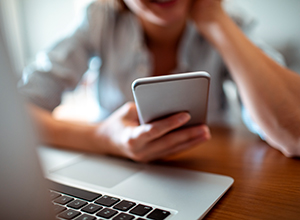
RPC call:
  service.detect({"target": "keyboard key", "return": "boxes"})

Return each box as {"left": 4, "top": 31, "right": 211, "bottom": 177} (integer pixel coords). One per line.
{"left": 113, "top": 200, "right": 136, "bottom": 211}
{"left": 53, "top": 195, "right": 74, "bottom": 205}
{"left": 74, "top": 214, "right": 96, "bottom": 220}
{"left": 49, "top": 181, "right": 101, "bottom": 202}
{"left": 67, "top": 200, "right": 88, "bottom": 209}
{"left": 53, "top": 204, "right": 67, "bottom": 214}
{"left": 112, "top": 213, "right": 135, "bottom": 220}
{"left": 96, "top": 208, "right": 118, "bottom": 219}
{"left": 129, "top": 204, "right": 152, "bottom": 216}
{"left": 95, "top": 195, "right": 120, "bottom": 207}
{"left": 136, "top": 218, "right": 147, "bottom": 220}
{"left": 50, "top": 191, "right": 61, "bottom": 200}
{"left": 147, "top": 209, "right": 170, "bottom": 220}
{"left": 81, "top": 203, "right": 102, "bottom": 214}
{"left": 58, "top": 209, "right": 81, "bottom": 219}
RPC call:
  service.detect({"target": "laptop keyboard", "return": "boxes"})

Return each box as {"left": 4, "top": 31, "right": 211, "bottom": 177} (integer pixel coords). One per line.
{"left": 49, "top": 181, "right": 171, "bottom": 220}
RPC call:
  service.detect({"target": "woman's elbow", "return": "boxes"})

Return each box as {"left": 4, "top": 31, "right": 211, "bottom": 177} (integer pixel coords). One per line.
{"left": 266, "top": 127, "right": 300, "bottom": 157}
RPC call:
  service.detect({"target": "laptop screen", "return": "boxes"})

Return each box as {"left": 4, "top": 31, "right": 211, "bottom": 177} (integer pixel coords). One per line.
{"left": 0, "top": 17, "right": 55, "bottom": 220}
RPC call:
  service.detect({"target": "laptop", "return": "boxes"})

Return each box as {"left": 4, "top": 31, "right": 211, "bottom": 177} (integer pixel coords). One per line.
{"left": 0, "top": 17, "right": 233, "bottom": 220}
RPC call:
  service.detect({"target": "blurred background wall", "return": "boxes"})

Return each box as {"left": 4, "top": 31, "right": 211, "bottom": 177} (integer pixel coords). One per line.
{"left": 1, "top": 0, "right": 299, "bottom": 75}
{"left": 0, "top": 0, "right": 94, "bottom": 74}
{"left": 231, "top": 0, "right": 300, "bottom": 73}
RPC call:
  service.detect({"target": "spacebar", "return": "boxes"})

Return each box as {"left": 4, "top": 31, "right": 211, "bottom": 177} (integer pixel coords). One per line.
{"left": 47, "top": 180, "right": 101, "bottom": 202}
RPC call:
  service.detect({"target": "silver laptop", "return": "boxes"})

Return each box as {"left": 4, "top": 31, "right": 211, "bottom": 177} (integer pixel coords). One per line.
{"left": 0, "top": 18, "right": 233, "bottom": 220}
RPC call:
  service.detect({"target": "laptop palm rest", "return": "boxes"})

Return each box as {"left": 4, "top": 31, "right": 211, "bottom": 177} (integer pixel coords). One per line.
{"left": 49, "top": 155, "right": 144, "bottom": 188}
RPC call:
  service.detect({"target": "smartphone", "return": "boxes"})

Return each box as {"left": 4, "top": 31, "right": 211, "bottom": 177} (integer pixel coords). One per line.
{"left": 131, "top": 71, "right": 210, "bottom": 127}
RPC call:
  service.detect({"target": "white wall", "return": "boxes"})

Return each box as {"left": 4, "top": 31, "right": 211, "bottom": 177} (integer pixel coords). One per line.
{"left": 19, "top": 0, "right": 75, "bottom": 61}
{"left": 19, "top": 0, "right": 95, "bottom": 63}
{"left": 230, "top": 0, "right": 300, "bottom": 73}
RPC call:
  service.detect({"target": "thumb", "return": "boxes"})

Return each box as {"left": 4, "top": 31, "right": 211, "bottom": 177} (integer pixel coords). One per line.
{"left": 121, "top": 102, "right": 139, "bottom": 121}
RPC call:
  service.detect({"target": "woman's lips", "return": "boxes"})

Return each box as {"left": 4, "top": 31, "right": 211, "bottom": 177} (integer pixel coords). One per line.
{"left": 150, "top": 0, "right": 177, "bottom": 8}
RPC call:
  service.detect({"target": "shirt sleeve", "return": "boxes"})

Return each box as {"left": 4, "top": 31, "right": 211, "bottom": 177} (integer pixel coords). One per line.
{"left": 18, "top": 2, "right": 107, "bottom": 111}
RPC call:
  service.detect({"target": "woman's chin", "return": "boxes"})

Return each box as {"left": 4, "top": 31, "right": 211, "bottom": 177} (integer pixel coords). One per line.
{"left": 147, "top": 14, "right": 187, "bottom": 28}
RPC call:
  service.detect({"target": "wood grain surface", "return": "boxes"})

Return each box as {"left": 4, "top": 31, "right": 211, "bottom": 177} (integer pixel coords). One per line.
{"left": 157, "top": 125, "right": 300, "bottom": 220}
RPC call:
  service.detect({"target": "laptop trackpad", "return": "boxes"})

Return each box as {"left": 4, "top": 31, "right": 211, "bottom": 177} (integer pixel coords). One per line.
{"left": 50, "top": 155, "right": 144, "bottom": 188}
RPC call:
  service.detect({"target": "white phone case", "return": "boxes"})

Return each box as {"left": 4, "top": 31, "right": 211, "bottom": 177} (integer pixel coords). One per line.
{"left": 132, "top": 71, "right": 210, "bottom": 127}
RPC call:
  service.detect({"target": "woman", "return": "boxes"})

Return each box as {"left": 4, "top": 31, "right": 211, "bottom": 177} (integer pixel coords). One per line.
{"left": 20, "top": 0, "right": 300, "bottom": 161}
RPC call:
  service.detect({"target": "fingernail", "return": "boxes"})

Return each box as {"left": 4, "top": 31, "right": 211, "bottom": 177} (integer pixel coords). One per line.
{"left": 204, "top": 127, "right": 211, "bottom": 139}
{"left": 206, "top": 131, "right": 212, "bottom": 140}
{"left": 178, "top": 113, "right": 191, "bottom": 123}
{"left": 196, "top": 127, "right": 205, "bottom": 135}
{"left": 196, "top": 126, "right": 210, "bottom": 137}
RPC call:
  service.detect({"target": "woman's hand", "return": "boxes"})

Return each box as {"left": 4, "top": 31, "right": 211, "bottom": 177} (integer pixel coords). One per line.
{"left": 190, "top": 0, "right": 227, "bottom": 40}
{"left": 92, "top": 102, "right": 211, "bottom": 163}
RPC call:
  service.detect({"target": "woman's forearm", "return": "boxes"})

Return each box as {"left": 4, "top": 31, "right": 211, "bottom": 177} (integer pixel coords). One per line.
{"left": 28, "top": 104, "right": 104, "bottom": 154}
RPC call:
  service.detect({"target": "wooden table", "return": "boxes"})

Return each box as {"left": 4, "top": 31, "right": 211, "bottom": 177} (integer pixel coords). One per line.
{"left": 157, "top": 125, "right": 300, "bottom": 220}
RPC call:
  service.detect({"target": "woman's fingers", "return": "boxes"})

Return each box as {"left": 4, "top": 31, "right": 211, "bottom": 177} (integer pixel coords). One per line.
{"left": 103, "top": 103, "right": 210, "bottom": 162}
{"left": 155, "top": 135, "right": 210, "bottom": 161}
{"left": 134, "top": 112, "right": 191, "bottom": 144}
{"left": 132, "top": 125, "right": 211, "bottom": 162}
